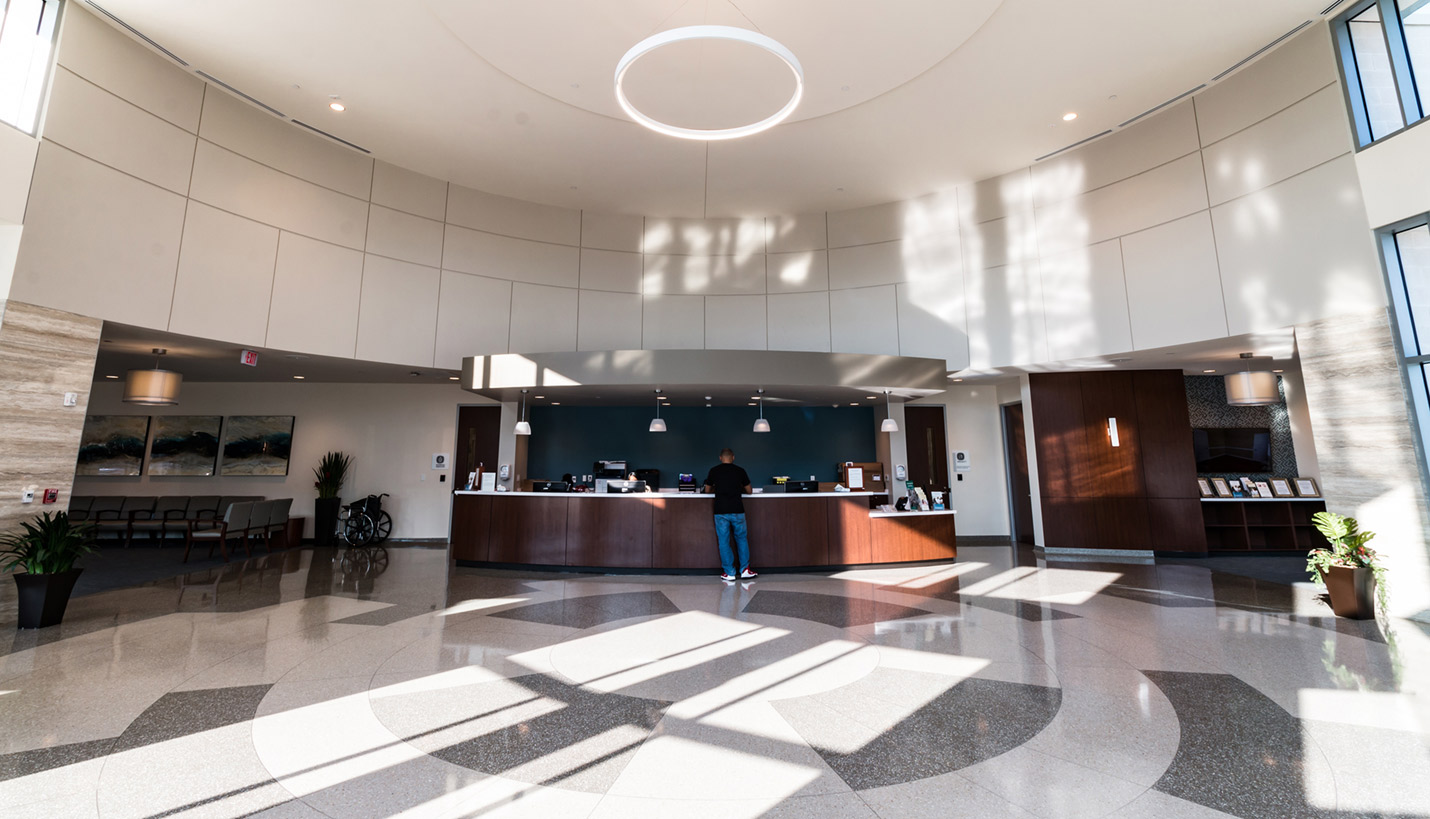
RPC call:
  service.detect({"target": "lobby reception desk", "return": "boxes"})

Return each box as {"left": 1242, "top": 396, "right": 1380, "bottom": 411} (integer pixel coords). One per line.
{"left": 451, "top": 491, "right": 956, "bottom": 571}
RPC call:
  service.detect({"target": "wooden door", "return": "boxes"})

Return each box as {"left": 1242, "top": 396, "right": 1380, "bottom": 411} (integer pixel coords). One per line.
{"left": 455, "top": 406, "right": 502, "bottom": 489}
{"left": 904, "top": 405, "right": 949, "bottom": 492}
{"left": 1002, "top": 403, "right": 1035, "bottom": 544}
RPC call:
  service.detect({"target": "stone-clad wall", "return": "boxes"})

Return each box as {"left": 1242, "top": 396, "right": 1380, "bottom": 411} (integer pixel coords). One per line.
{"left": 0, "top": 300, "right": 101, "bottom": 535}
{"left": 1297, "top": 309, "right": 1430, "bottom": 622}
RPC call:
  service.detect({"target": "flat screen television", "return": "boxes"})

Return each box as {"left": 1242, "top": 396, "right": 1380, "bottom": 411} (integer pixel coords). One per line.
{"left": 1192, "top": 428, "right": 1272, "bottom": 472}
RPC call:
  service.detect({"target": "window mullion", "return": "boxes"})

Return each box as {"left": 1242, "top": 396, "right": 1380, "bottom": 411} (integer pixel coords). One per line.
{"left": 1379, "top": 0, "right": 1425, "bottom": 123}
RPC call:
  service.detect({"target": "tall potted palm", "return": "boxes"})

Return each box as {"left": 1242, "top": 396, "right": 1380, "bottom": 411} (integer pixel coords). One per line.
{"left": 1, "top": 511, "right": 95, "bottom": 629}
{"left": 313, "top": 451, "right": 353, "bottom": 547}
{"left": 1306, "top": 511, "right": 1386, "bottom": 620}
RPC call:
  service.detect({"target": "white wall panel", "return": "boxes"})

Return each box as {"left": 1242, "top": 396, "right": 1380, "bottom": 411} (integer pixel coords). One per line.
{"left": 1033, "top": 102, "right": 1200, "bottom": 206}
{"left": 830, "top": 285, "right": 899, "bottom": 355}
{"left": 579, "top": 248, "right": 641, "bottom": 293}
{"left": 168, "top": 202, "right": 278, "bottom": 346}
{"left": 266, "top": 232, "right": 362, "bottom": 358}
{"left": 355, "top": 256, "right": 439, "bottom": 366}
{"left": 643, "top": 253, "right": 765, "bottom": 295}
{"left": 434, "top": 272, "right": 511, "bottom": 368}
{"left": 1211, "top": 155, "right": 1384, "bottom": 334}
{"left": 1120, "top": 211, "right": 1228, "bottom": 349}
{"left": 1194, "top": 26, "right": 1339, "bottom": 146}
{"left": 897, "top": 277, "right": 969, "bottom": 369}
{"left": 642, "top": 294, "right": 704, "bottom": 349}
{"left": 198, "top": 90, "right": 372, "bottom": 198}
{"left": 828, "top": 190, "right": 959, "bottom": 247}
{"left": 1354, "top": 109, "right": 1430, "bottom": 228}
{"left": 966, "top": 262, "right": 1050, "bottom": 368}
{"left": 365, "top": 205, "right": 443, "bottom": 267}
{"left": 44, "top": 68, "right": 195, "bottom": 194}
{"left": 705, "top": 294, "right": 767, "bottom": 350}
{"left": 189, "top": 142, "right": 368, "bottom": 249}
{"left": 643, "top": 217, "right": 764, "bottom": 256}
{"left": 11, "top": 144, "right": 184, "bottom": 328}
{"left": 959, "top": 169, "right": 1032, "bottom": 226}
{"left": 1035, "top": 152, "right": 1209, "bottom": 256}
{"left": 829, "top": 240, "right": 907, "bottom": 290}
{"left": 442, "top": 224, "right": 580, "bottom": 288}
{"left": 57, "top": 7, "right": 204, "bottom": 132}
{"left": 767, "top": 292, "right": 831, "bottom": 353}
{"left": 577, "top": 290, "right": 642, "bottom": 351}
{"left": 1039, "top": 240, "right": 1133, "bottom": 361}
{"left": 0, "top": 126, "right": 37, "bottom": 225}
{"left": 1202, "top": 85, "right": 1352, "bottom": 206}
{"left": 509, "top": 283, "right": 578, "bottom": 353}
{"left": 767, "top": 250, "right": 829, "bottom": 293}
{"left": 371, "top": 161, "right": 447, "bottom": 220}
{"left": 447, "top": 184, "right": 579, "bottom": 245}
{"left": 581, "top": 211, "right": 643, "bottom": 252}
{"left": 765, "top": 214, "right": 827, "bottom": 253}
{"left": 960, "top": 215, "right": 1037, "bottom": 271}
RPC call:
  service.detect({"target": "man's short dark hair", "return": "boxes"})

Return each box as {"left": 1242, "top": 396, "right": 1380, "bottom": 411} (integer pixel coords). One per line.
{"left": 720, "top": 448, "right": 734, "bottom": 458}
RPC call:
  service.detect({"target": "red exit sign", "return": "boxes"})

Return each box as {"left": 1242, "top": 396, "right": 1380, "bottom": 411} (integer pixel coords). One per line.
{"left": 239, "top": 349, "right": 259, "bottom": 367}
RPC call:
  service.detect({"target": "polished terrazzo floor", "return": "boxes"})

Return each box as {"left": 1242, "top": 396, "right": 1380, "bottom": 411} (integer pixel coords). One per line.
{"left": 2, "top": 544, "right": 1429, "bottom": 818}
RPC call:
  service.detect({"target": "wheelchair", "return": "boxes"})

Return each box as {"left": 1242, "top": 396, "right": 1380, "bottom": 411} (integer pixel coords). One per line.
{"left": 337, "top": 493, "right": 392, "bottom": 547}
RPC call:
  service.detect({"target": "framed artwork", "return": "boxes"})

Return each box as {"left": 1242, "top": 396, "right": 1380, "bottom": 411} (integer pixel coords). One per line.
{"left": 1210, "top": 477, "right": 1233, "bottom": 498}
{"left": 1269, "top": 478, "right": 1296, "bottom": 498}
{"left": 1255, "top": 481, "right": 1273, "bottom": 499}
{"left": 148, "top": 416, "right": 222, "bottom": 476}
{"left": 1294, "top": 477, "right": 1321, "bottom": 498}
{"left": 1197, "top": 478, "right": 1214, "bottom": 498}
{"left": 220, "top": 416, "right": 294, "bottom": 476}
{"left": 76, "top": 416, "right": 151, "bottom": 476}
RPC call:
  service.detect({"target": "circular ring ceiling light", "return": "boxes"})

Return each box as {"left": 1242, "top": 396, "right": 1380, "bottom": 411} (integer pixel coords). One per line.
{"left": 614, "top": 25, "right": 804, "bottom": 141}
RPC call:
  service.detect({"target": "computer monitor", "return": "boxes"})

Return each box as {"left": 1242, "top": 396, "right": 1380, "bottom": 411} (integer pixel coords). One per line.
{"left": 604, "top": 480, "right": 646, "bottom": 494}
{"left": 530, "top": 481, "right": 568, "bottom": 493}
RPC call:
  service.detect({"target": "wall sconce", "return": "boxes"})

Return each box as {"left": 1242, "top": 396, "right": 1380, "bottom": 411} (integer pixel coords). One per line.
{"left": 1107, "top": 417, "right": 1120, "bottom": 447}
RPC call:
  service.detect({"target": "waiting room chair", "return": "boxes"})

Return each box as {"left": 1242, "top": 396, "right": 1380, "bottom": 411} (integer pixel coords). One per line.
{"left": 128, "top": 496, "right": 191, "bottom": 546}
{"left": 184, "top": 501, "right": 253, "bottom": 563}
{"left": 246, "top": 501, "right": 274, "bottom": 553}
{"left": 68, "top": 496, "right": 95, "bottom": 521}
{"left": 95, "top": 497, "right": 156, "bottom": 546}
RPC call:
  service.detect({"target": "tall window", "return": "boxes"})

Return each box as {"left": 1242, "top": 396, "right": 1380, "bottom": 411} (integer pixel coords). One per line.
{"left": 1380, "top": 219, "right": 1430, "bottom": 491}
{"left": 1334, "top": 0, "right": 1430, "bottom": 146}
{"left": 0, "top": 0, "right": 60, "bottom": 134}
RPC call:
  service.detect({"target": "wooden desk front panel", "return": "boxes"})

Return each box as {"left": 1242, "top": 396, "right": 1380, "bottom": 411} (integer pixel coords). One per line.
{"left": 450, "top": 494, "right": 492, "bottom": 562}
{"left": 746, "top": 497, "right": 829, "bottom": 567}
{"left": 651, "top": 497, "right": 721, "bottom": 569}
{"left": 870, "top": 514, "right": 957, "bottom": 562}
{"left": 566, "top": 499, "right": 654, "bottom": 568}
{"left": 827, "top": 496, "right": 872, "bottom": 565}
{"left": 488, "top": 496, "right": 567, "bottom": 565}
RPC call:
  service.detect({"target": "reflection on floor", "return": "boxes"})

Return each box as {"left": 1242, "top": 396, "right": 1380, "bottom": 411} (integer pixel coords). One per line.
{"left": 1, "top": 544, "right": 1427, "bottom": 818}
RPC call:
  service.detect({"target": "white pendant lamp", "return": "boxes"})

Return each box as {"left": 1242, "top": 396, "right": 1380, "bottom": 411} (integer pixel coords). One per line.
{"left": 123, "top": 348, "right": 182, "bottom": 406}
{"left": 880, "top": 390, "right": 899, "bottom": 433}
{"left": 649, "top": 390, "right": 667, "bottom": 433}
{"left": 514, "top": 389, "right": 531, "bottom": 436}
{"left": 753, "top": 389, "right": 771, "bottom": 433}
{"left": 1224, "top": 353, "right": 1280, "bottom": 406}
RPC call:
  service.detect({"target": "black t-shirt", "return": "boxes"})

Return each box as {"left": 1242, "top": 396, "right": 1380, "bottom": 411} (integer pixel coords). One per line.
{"left": 704, "top": 462, "right": 750, "bottom": 515}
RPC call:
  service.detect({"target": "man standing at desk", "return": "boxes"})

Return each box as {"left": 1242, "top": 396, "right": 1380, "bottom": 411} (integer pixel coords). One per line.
{"left": 703, "top": 448, "right": 757, "bottom": 581}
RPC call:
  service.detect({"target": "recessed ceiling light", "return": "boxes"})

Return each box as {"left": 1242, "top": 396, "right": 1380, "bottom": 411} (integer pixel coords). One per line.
{"left": 1110, "top": 357, "right": 1132, "bottom": 363}
{"left": 849, "top": 402, "right": 859, "bottom": 406}
{"left": 866, "top": 395, "right": 877, "bottom": 399}
{"left": 1062, "top": 112, "right": 1077, "bottom": 121}
{"left": 448, "top": 376, "right": 459, "bottom": 381}
{"left": 293, "top": 375, "right": 305, "bottom": 380}
{"left": 748, "top": 402, "right": 757, "bottom": 406}
{"left": 535, "top": 395, "right": 545, "bottom": 399}
{"left": 105, "top": 374, "right": 118, "bottom": 379}
{"left": 1202, "top": 369, "right": 1217, "bottom": 374}
{"left": 329, "top": 101, "right": 345, "bottom": 112}
{"left": 953, "top": 378, "right": 964, "bottom": 382}
{"left": 550, "top": 401, "right": 561, "bottom": 405}
{"left": 1272, "top": 369, "right": 1284, "bottom": 373}
{"left": 704, "top": 395, "right": 712, "bottom": 400}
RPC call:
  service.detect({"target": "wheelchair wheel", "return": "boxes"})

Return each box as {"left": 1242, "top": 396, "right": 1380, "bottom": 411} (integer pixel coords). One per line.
{"left": 373, "top": 511, "right": 393, "bottom": 543}
{"left": 342, "top": 512, "right": 375, "bottom": 546}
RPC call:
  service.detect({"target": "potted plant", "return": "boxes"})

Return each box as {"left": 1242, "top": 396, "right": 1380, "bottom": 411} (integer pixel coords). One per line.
{"left": 1307, "top": 511, "right": 1386, "bottom": 620}
{"left": 1, "top": 511, "right": 95, "bottom": 629}
{"left": 313, "top": 451, "right": 353, "bottom": 547}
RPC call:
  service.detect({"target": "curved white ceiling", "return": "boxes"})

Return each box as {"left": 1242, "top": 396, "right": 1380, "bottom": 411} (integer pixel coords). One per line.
{"left": 85, "top": 0, "right": 1332, "bottom": 217}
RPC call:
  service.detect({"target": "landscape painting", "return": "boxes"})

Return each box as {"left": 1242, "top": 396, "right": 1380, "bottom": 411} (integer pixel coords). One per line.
{"left": 220, "top": 416, "right": 294, "bottom": 476}
{"left": 76, "top": 416, "right": 151, "bottom": 476}
{"left": 148, "top": 416, "right": 222, "bottom": 476}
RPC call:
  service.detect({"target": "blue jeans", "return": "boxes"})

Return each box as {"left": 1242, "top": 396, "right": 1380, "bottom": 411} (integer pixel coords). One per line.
{"left": 713, "top": 513, "right": 750, "bottom": 576}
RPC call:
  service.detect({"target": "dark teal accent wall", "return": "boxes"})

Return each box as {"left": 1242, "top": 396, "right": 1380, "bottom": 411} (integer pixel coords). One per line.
{"left": 526, "top": 406, "right": 876, "bottom": 488}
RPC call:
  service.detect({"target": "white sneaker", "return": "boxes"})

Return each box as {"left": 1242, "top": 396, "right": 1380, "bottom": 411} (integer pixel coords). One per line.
{"left": 739, "top": 568, "right": 758, "bottom": 579}
{"left": 720, "top": 572, "right": 736, "bottom": 582}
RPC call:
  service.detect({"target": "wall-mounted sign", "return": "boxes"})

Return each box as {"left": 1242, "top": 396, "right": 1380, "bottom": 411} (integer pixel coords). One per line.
{"left": 239, "top": 350, "right": 259, "bottom": 367}
{"left": 432, "top": 453, "right": 449, "bottom": 470}
{"left": 953, "top": 450, "right": 971, "bottom": 472}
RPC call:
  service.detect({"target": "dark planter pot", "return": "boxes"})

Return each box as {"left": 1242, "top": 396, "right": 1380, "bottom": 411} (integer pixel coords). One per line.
{"left": 14, "top": 569, "right": 83, "bottom": 629}
{"left": 314, "top": 497, "right": 341, "bottom": 547}
{"left": 1321, "top": 565, "right": 1376, "bottom": 619}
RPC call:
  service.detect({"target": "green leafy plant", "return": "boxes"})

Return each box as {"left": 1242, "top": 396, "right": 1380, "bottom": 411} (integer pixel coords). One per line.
{"left": 1307, "top": 511, "right": 1388, "bottom": 614}
{"left": 313, "top": 451, "right": 353, "bottom": 499}
{"left": 0, "top": 511, "right": 95, "bottom": 575}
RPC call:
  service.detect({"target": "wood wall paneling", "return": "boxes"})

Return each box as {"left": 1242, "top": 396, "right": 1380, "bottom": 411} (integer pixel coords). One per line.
{"left": 869, "top": 514, "right": 957, "bottom": 562}
{"left": 1133, "top": 370, "right": 1200, "bottom": 498}
{"left": 1078, "top": 372, "right": 1146, "bottom": 498}
{"left": 1091, "top": 497, "right": 1152, "bottom": 549}
{"left": 1038, "top": 498, "right": 1097, "bottom": 550}
{"left": 745, "top": 497, "right": 829, "bottom": 567}
{"left": 1147, "top": 498, "right": 1209, "bottom": 552}
{"left": 651, "top": 496, "right": 721, "bottom": 569}
{"left": 566, "top": 498, "right": 654, "bottom": 568}
{"left": 488, "top": 496, "right": 567, "bottom": 564}
{"left": 827, "top": 496, "right": 873, "bottom": 564}
{"left": 450, "top": 494, "right": 492, "bottom": 562}
{"left": 1029, "top": 373, "right": 1090, "bottom": 499}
